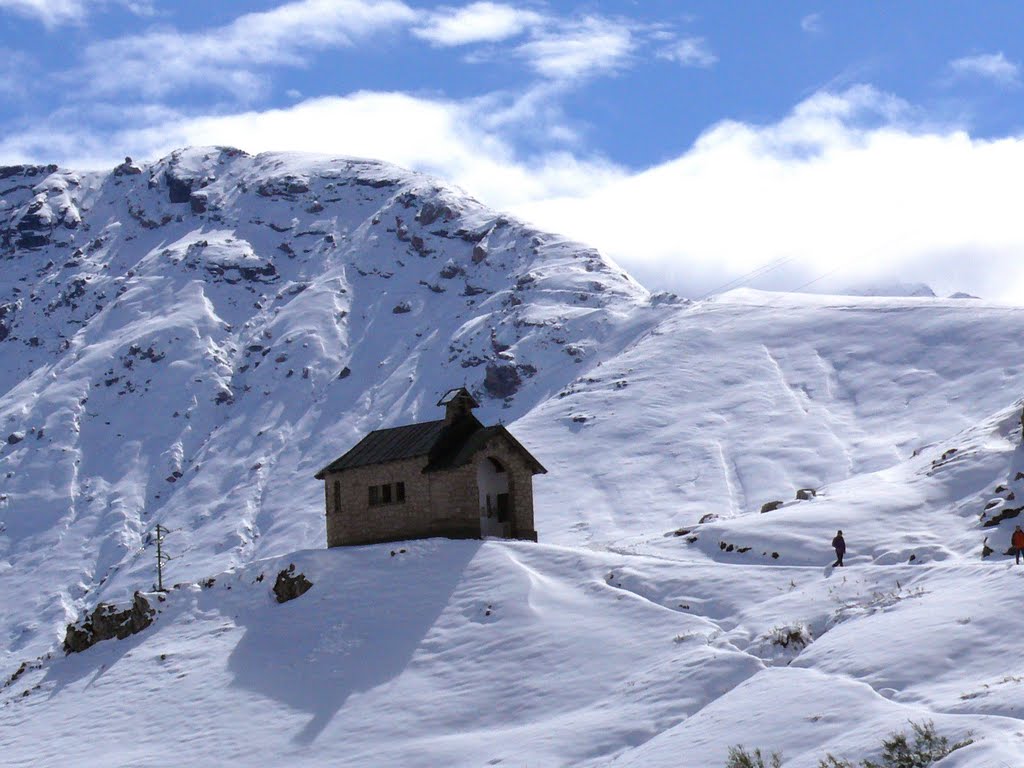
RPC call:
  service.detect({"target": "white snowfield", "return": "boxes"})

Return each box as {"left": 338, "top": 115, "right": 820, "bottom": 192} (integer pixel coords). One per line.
{"left": 2, "top": 149, "right": 1024, "bottom": 766}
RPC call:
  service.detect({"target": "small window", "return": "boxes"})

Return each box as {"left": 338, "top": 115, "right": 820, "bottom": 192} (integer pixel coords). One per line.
{"left": 368, "top": 485, "right": 380, "bottom": 506}
{"left": 396, "top": 481, "right": 406, "bottom": 502}
{"left": 381, "top": 483, "right": 393, "bottom": 504}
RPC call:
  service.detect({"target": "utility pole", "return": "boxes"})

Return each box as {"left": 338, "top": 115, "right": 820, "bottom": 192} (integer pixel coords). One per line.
{"left": 154, "top": 524, "right": 172, "bottom": 592}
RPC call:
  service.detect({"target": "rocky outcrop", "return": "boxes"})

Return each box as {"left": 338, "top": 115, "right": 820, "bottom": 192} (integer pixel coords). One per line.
{"left": 63, "top": 592, "right": 156, "bottom": 654}
{"left": 113, "top": 157, "right": 143, "bottom": 176}
{"left": 483, "top": 362, "right": 521, "bottom": 399}
{"left": 273, "top": 564, "right": 313, "bottom": 603}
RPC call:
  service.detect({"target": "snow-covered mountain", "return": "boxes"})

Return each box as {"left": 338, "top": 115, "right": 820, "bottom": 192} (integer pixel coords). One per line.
{"left": 3, "top": 149, "right": 1024, "bottom": 767}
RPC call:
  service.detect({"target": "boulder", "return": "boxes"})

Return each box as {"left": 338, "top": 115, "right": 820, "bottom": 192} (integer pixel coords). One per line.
{"left": 273, "top": 564, "right": 313, "bottom": 603}
{"left": 795, "top": 488, "right": 816, "bottom": 500}
{"left": 760, "top": 500, "right": 784, "bottom": 513}
{"left": 64, "top": 592, "right": 156, "bottom": 654}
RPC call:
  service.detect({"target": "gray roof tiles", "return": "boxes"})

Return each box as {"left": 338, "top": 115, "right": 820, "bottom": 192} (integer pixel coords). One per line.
{"left": 314, "top": 414, "right": 546, "bottom": 478}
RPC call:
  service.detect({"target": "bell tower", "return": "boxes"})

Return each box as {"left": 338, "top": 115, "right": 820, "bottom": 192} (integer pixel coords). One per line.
{"left": 438, "top": 387, "right": 480, "bottom": 423}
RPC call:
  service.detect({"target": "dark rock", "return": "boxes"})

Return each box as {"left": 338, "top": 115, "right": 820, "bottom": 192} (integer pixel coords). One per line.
{"left": 515, "top": 273, "right": 536, "bottom": 289}
{"left": 338, "top": 366, "right": 351, "bottom": 379}
{"left": 795, "top": 488, "right": 816, "bottom": 500}
{"left": 273, "top": 564, "right": 313, "bottom": 603}
{"left": 392, "top": 301, "right": 412, "bottom": 314}
{"left": 416, "top": 202, "right": 452, "bottom": 226}
{"left": 352, "top": 176, "right": 396, "bottom": 188}
{"left": 983, "top": 506, "right": 1024, "bottom": 527}
{"left": 410, "top": 235, "right": 431, "bottom": 256}
{"left": 189, "top": 193, "right": 207, "bottom": 214}
{"left": 166, "top": 172, "right": 193, "bottom": 204}
{"left": 483, "top": 362, "right": 521, "bottom": 399}
{"left": 472, "top": 244, "right": 488, "bottom": 264}
{"left": 63, "top": 592, "right": 156, "bottom": 654}
{"left": 0, "top": 164, "right": 57, "bottom": 180}
{"left": 0, "top": 302, "right": 16, "bottom": 342}
{"left": 113, "top": 157, "right": 143, "bottom": 176}
{"left": 439, "top": 261, "right": 464, "bottom": 279}
{"left": 17, "top": 232, "right": 49, "bottom": 249}
{"left": 760, "top": 501, "right": 784, "bottom": 513}
{"left": 698, "top": 513, "right": 718, "bottom": 524}
{"left": 257, "top": 176, "right": 309, "bottom": 198}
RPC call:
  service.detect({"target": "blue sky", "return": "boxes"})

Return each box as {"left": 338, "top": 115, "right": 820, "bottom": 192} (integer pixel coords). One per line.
{"left": 3, "top": 0, "right": 1024, "bottom": 299}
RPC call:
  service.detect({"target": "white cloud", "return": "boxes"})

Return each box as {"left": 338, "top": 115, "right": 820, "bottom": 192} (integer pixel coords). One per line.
{"left": 5, "top": 84, "right": 1024, "bottom": 302}
{"left": 78, "top": 0, "right": 416, "bottom": 98}
{"left": 0, "top": 0, "right": 87, "bottom": 26}
{"left": 516, "top": 16, "right": 635, "bottom": 81}
{"left": 514, "top": 86, "right": 1024, "bottom": 300}
{"left": 800, "top": 13, "right": 823, "bottom": 34}
{"left": 0, "top": 0, "right": 151, "bottom": 27}
{"left": 949, "top": 52, "right": 1019, "bottom": 86}
{"left": 413, "top": 2, "right": 543, "bottom": 46}
{"left": 0, "top": 50, "right": 33, "bottom": 98}
{"left": 656, "top": 37, "right": 716, "bottom": 68}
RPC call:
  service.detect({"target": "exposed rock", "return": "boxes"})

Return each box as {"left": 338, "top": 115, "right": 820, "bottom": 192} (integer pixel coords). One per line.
{"left": 472, "top": 244, "right": 488, "bottom": 264}
{"left": 483, "top": 362, "right": 521, "bottom": 399}
{"left": 0, "top": 164, "right": 57, "bottom": 180}
{"left": 113, "top": 157, "right": 143, "bottom": 176}
{"left": 63, "top": 592, "right": 156, "bottom": 654}
{"left": 273, "top": 564, "right": 313, "bottom": 603}
{"left": 439, "top": 261, "right": 464, "bottom": 279}
{"left": 0, "top": 302, "right": 17, "bottom": 342}
{"left": 983, "top": 506, "right": 1023, "bottom": 528}
{"left": 256, "top": 176, "right": 310, "bottom": 198}
{"left": 6, "top": 432, "right": 24, "bottom": 445}
{"left": 795, "top": 488, "right": 816, "bottom": 500}
{"left": 411, "top": 235, "right": 431, "bottom": 256}
{"left": 392, "top": 301, "right": 412, "bottom": 314}
{"left": 416, "top": 201, "right": 452, "bottom": 226}
{"left": 761, "top": 500, "right": 784, "bottom": 513}
{"left": 166, "top": 171, "right": 193, "bottom": 204}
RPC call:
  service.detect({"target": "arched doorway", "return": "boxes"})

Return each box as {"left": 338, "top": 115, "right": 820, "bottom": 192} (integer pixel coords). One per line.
{"left": 477, "top": 456, "right": 512, "bottom": 538}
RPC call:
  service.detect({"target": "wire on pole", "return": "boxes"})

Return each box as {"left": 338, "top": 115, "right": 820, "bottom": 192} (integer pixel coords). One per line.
{"left": 154, "top": 524, "right": 173, "bottom": 592}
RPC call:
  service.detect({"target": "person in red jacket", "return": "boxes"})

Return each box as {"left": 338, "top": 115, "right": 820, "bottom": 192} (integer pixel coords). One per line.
{"left": 1012, "top": 526, "right": 1024, "bottom": 564}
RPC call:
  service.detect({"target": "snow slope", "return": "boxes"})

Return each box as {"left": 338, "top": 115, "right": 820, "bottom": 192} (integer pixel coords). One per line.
{"left": 3, "top": 150, "right": 1024, "bottom": 767}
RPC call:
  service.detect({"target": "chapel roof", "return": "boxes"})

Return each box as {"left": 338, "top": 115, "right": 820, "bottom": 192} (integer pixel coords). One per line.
{"left": 314, "top": 405, "right": 545, "bottom": 478}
